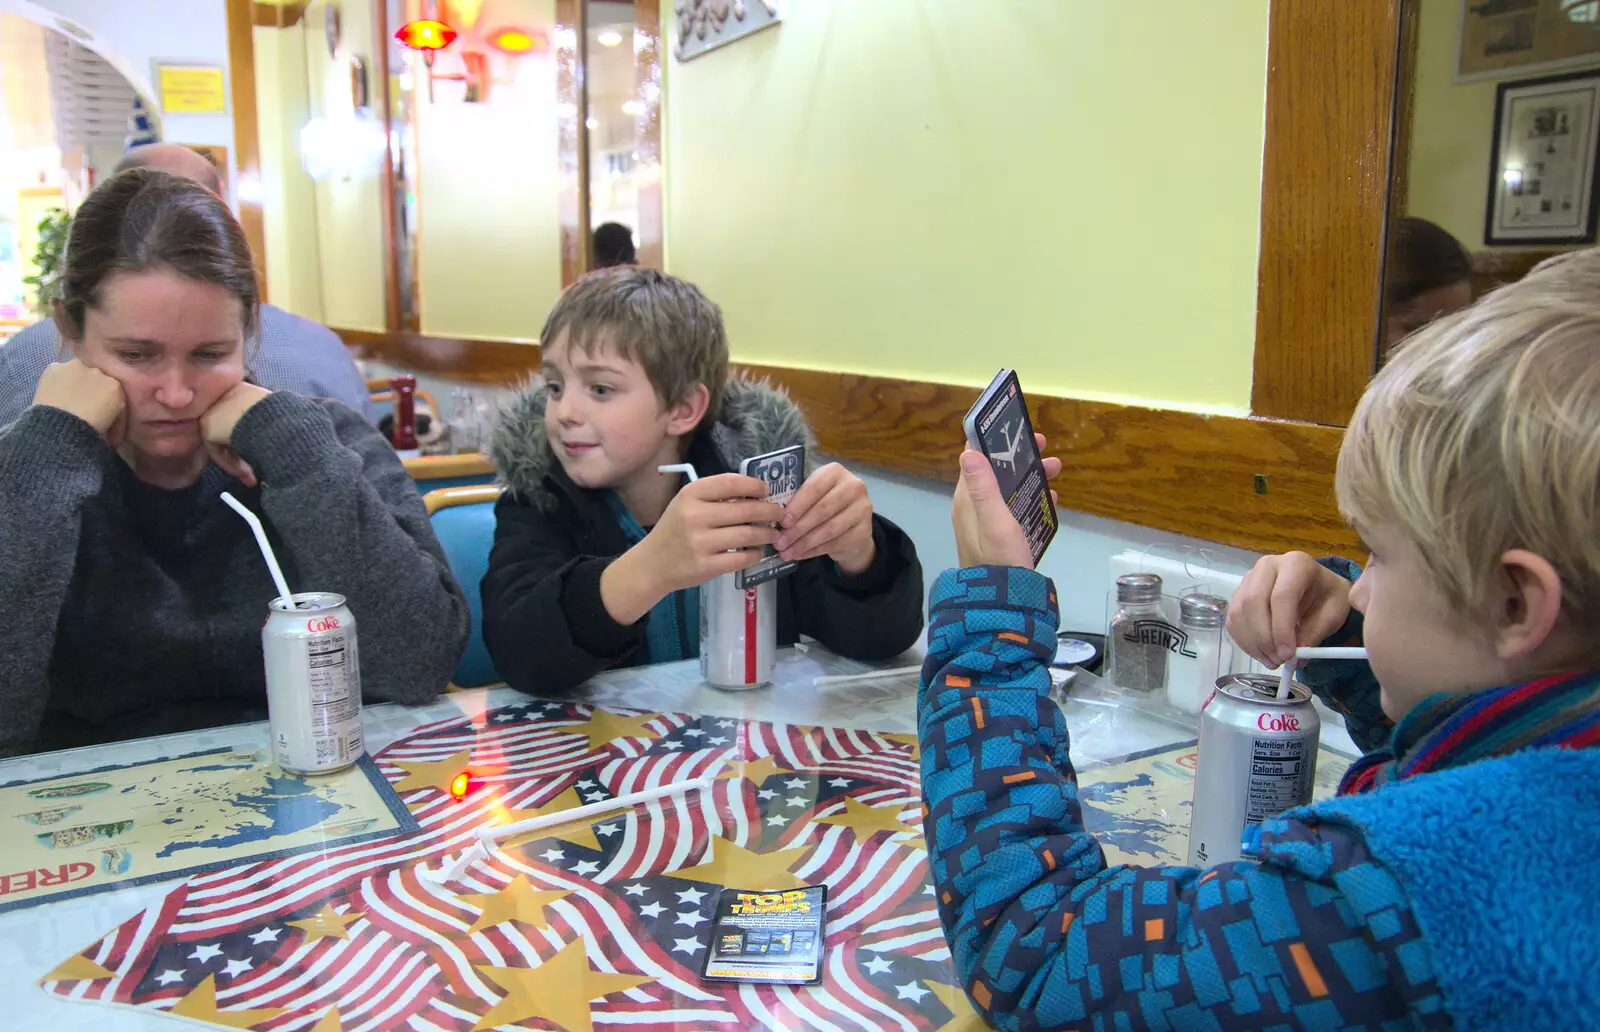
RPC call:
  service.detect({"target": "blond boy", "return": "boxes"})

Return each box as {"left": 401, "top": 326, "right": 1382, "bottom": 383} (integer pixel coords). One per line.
{"left": 920, "top": 249, "right": 1600, "bottom": 1029}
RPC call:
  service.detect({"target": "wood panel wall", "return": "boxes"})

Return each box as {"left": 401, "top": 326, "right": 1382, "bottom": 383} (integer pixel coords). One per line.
{"left": 225, "top": 0, "right": 270, "bottom": 295}
{"left": 346, "top": 330, "right": 1360, "bottom": 557}
{"left": 1250, "top": 0, "right": 1408, "bottom": 427}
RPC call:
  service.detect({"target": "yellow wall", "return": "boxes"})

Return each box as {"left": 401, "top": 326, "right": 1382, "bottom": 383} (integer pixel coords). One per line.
{"left": 414, "top": 0, "right": 562, "bottom": 341}
{"left": 253, "top": 20, "right": 326, "bottom": 319}
{"left": 1407, "top": 0, "right": 1600, "bottom": 248}
{"left": 662, "top": 1, "right": 1271, "bottom": 415}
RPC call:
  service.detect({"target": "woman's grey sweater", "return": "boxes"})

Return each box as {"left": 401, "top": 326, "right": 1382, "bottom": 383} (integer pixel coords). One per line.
{"left": 0, "top": 392, "right": 469, "bottom": 755}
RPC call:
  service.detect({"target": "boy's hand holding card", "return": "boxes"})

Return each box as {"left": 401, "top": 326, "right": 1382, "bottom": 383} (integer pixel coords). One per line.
{"left": 775, "top": 462, "right": 876, "bottom": 576}
{"left": 962, "top": 368, "right": 1058, "bottom": 566}
{"left": 736, "top": 446, "right": 877, "bottom": 587}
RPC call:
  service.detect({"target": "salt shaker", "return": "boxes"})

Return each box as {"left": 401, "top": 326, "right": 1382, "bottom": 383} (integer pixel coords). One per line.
{"left": 449, "top": 388, "right": 481, "bottom": 454}
{"left": 1108, "top": 573, "right": 1166, "bottom": 692}
{"left": 1167, "top": 593, "right": 1228, "bottom": 714}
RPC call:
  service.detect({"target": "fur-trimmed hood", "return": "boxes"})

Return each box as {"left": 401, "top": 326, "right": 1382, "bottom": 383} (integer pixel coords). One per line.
{"left": 488, "top": 376, "right": 817, "bottom": 510}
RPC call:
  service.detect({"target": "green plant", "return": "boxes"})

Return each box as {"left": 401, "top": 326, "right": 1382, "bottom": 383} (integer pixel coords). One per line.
{"left": 23, "top": 207, "right": 71, "bottom": 316}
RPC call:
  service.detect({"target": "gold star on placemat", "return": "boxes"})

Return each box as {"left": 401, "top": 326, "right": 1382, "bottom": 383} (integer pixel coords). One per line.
{"left": 472, "top": 941, "right": 652, "bottom": 1032}
{"left": 389, "top": 749, "right": 475, "bottom": 794}
{"left": 457, "top": 875, "right": 571, "bottom": 935}
{"left": 552, "top": 709, "right": 662, "bottom": 752}
{"left": 812, "top": 796, "right": 919, "bottom": 838}
{"left": 499, "top": 787, "right": 600, "bottom": 852}
{"left": 928, "top": 979, "right": 989, "bottom": 1032}
{"left": 37, "top": 954, "right": 114, "bottom": 984}
{"left": 309, "top": 1007, "right": 343, "bottom": 1032}
{"left": 665, "top": 838, "right": 810, "bottom": 891}
{"left": 169, "top": 974, "right": 286, "bottom": 1028}
{"left": 881, "top": 732, "right": 921, "bottom": 761}
{"left": 286, "top": 903, "right": 365, "bottom": 943}
{"left": 714, "top": 754, "right": 791, "bottom": 786}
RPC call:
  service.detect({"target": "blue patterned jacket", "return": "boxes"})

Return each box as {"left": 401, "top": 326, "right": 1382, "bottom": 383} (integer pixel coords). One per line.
{"left": 917, "top": 566, "right": 1600, "bottom": 1031}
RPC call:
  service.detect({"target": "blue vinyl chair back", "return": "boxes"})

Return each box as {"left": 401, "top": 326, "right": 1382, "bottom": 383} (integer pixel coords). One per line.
{"left": 424, "top": 485, "right": 503, "bottom": 688}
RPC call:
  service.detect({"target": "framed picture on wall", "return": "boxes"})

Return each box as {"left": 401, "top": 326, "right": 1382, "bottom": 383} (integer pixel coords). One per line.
{"left": 1485, "top": 70, "right": 1600, "bottom": 244}
{"left": 1456, "top": 0, "right": 1600, "bottom": 82}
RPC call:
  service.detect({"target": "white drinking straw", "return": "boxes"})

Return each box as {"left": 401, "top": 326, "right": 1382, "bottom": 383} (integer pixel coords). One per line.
{"left": 220, "top": 491, "right": 295, "bottom": 607}
{"left": 658, "top": 463, "right": 700, "bottom": 482}
{"left": 1276, "top": 646, "right": 1369, "bottom": 699}
{"left": 484, "top": 777, "right": 714, "bottom": 845}
{"left": 813, "top": 665, "right": 922, "bottom": 688}
{"left": 433, "top": 841, "right": 489, "bottom": 884}
{"left": 430, "top": 777, "right": 715, "bottom": 884}
{"left": 1295, "top": 647, "right": 1369, "bottom": 660}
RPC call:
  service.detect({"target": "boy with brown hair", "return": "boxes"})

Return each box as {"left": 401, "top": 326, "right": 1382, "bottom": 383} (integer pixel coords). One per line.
{"left": 483, "top": 267, "right": 924, "bottom": 695}
{"left": 920, "top": 249, "right": 1600, "bottom": 1029}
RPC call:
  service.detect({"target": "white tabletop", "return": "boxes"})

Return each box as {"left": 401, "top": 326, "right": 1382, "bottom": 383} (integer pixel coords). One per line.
{"left": 0, "top": 645, "right": 1250, "bottom": 1031}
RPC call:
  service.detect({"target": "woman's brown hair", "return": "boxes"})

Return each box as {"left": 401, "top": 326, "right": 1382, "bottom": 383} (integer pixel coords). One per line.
{"left": 56, "top": 167, "right": 259, "bottom": 342}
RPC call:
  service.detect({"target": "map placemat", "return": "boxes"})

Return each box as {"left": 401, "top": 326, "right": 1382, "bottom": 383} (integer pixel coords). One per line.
{"left": 1081, "top": 739, "right": 1358, "bottom": 866}
{"left": 1, "top": 748, "right": 415, "bottom": 913}
{"left": 38, "top": 704, "right": 1358, "bottom": 1031}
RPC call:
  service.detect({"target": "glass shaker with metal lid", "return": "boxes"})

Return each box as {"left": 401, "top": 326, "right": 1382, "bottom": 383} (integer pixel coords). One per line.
{"left": 1108, "top": 573, "right": 1167, "bottom": 692}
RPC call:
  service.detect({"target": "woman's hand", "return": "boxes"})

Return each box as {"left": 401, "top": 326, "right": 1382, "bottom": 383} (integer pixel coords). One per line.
{"left": 200, "top": 382, "right": 272, "bottom": 486}
{"left": 952, "top": 433, "right": 1061, "bottom": 570}
{"left": 32, "top": 360, "right": 127, "bottom": 445}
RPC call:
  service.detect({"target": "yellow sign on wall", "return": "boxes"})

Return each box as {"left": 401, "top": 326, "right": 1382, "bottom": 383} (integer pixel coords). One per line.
{"left": 157, "top": 64, "right": 227, "bottom": 115}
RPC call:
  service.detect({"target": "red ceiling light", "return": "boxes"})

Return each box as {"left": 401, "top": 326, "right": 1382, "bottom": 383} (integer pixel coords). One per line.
{"left": 488, "top": 27, "right": 544, "bottom": 54}
{"left": 394, "top": 19, "right": 458, "bottom": 51}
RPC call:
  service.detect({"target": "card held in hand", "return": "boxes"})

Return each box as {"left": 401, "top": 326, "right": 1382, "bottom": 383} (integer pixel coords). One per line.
{"left": 737, "top": 443, "right": 805, "bottom": 589}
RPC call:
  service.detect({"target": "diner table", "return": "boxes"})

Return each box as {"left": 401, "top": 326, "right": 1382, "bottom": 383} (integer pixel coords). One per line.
{"left": 0, "top": 644, "right": 1356, "bottom": 1031}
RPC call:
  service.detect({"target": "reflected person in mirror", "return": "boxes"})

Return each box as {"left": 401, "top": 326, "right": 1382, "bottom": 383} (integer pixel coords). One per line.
{"left": 1384, "top": 216, "right": 1473, "bottom": 352}
{"left": 593, "top": 222, "right": 638, "bottom": 268}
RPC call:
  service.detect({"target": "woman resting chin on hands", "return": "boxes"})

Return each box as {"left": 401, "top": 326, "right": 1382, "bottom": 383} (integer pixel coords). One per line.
{"left": 0, "top": 168, "right": 468, "bottom": 757}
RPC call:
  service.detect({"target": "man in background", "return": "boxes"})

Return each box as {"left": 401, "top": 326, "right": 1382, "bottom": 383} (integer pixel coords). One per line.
{"left": 593, "top": 222, "right": 637, "bottom": 268}
{"left": 0, "top": 144, "right": 377, "bottom": 426}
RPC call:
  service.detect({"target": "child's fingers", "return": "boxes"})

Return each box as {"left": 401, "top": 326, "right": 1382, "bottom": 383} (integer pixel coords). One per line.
{"left": 1302, "top": 592, "right": 1352, "bottom": 648}
{"left": 776, "top": 483, "right": 854, "bottom": 550}
{"left": 699, "top": 499, "right": 785, "bottom": 529}
{"left": 780, "top": 499, "right": 869, "bottom": 561}
{"left": 707, "top": 547, "right": 767, "bottom": 580}
{"left": 779, "top": 466, "right": 838, "bottom": 528}
{"left": 1042, "top": 456, "right": 1062, "bottom": 478}
{"left": 689, "top": 473, "right": 770, "bottom": 501}
{"left": 1227, "top": 562, "right": 1280, "bottom": 665}
{"left": 703, "top": 524, "right": 780, "bottom": 554}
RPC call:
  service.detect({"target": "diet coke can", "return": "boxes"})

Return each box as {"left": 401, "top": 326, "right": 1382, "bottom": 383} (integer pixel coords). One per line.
{"left": 1186, "top": 673, "right": 1319, "bottom": 867}
{"left": 263, "top": 592, "right": 365, "bottom": 775}
{"left": 700, "top": 572, "right": 776, "bottom": 690}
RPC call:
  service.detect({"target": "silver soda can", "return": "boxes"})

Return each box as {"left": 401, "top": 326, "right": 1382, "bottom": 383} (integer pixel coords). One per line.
{"left": 700, "top": 572, "right": 776, "bottom": 690}
{"left": 1186, "top": 673, "right": 1319, "bottom": 867}
{"left": 263, "top": 592, "right": 365, "bottom": 774}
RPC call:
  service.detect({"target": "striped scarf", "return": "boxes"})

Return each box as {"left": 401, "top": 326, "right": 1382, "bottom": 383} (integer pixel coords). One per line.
{"left": 1339, "top": 669, "right": 1600, "bottom": 795}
